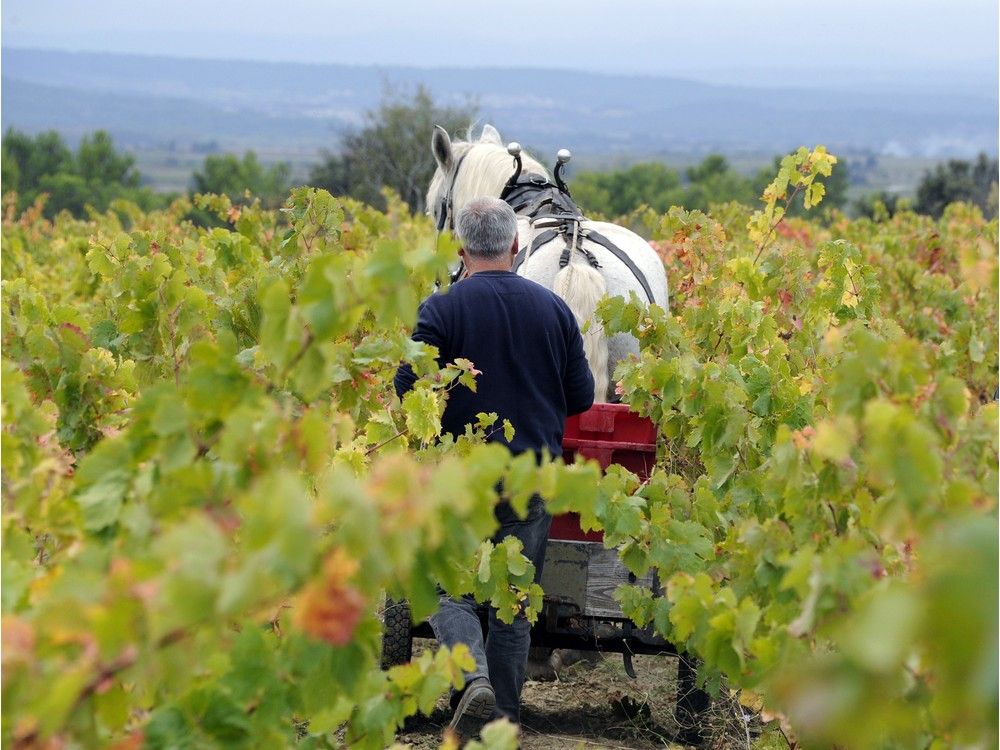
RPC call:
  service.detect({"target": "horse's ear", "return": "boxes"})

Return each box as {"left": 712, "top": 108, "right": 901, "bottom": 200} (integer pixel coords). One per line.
{"left": 432, "top": 125, "right": 454, "bottom": 171}
{"left": 480, "top": 124, "right": 503, "bottom": 145}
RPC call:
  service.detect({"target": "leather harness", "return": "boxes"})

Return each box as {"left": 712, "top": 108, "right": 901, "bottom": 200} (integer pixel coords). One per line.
{"left": 437, "top": 160, "right": 655, "bottom": 305}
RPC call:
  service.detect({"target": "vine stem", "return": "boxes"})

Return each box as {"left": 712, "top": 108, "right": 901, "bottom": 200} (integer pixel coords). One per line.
{"left": 156, "top": 288, "right": 182, "bottom": 386}
{"left": 365, "top": 430, "right": 407, "bottom": 455}
{"left": 267, "top": 327, "right": 316, "bottom": 394}
{"left": 752, "top": 183, "right": 805, "bottom": 267}
{"left": 778, "top": 725, "right": 798, "bottom": 749}
{"left": 826, "top": 501, "right": 842, "bottom": 535}
{"left": 59, "top": 626, "right": 196, "bottom": 740}
{"left": 285, "top": 328, "right": 315, "bottom": 375}
{"left": 710, "top": 329, "right": 726, "bottom": 356}
{"left": 845, "top": 264, "right": 862, "bottom": 299}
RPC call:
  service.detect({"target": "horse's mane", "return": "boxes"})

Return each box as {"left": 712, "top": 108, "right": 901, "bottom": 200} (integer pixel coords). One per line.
{"left": 426, "top": 131, "right": 550, "bottom": 216}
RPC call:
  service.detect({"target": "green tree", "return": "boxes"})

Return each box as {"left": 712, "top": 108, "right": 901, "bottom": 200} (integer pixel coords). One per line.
{"left": 853, "top": 190, "right": 903, "bottom": 221}
{"left": 2, "top": 129, "right": 73, "bottom": 204}
{"left": 682, "top": 154, "right": 756, "bottom": 210}
{"left": 308, "top": 150, "right": 354, "bottom": 197}
{"left": 191, "top": 151, "right": 291, "bottom": 208}
{"left": 0, "top": 148, "right": 19, "bottom": 197}
{"left": 76, "top": 130, "right": 141, "bottom": 189}
{"left": 1, "top": 129, "right": 161, "bottom": 217}
{"left": 309, "top": 86, "right": 477, "bottom": 212}
{"left": 573, "top": 162, "right": 684, "bottom": 216}
{"left": 573, "top": 155, "right": 758, "bottom": 217}
{"left": 914, "top": 153, "right": 998, "bottom": 218}
{"left": 35, "top": 173, "right": 91, "bottom": 217}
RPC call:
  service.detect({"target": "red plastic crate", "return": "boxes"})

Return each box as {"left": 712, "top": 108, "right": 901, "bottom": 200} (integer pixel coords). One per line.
{"left": 552, "top": 404, "right": 657, "bottom": 542}
{"left": 564, "top": 404, "right": 658, "bottom": 448}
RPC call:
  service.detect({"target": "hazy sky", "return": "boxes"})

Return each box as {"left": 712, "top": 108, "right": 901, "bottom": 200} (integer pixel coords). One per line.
{"left": 3, "top": 0, "right": 997, "bottom": 81}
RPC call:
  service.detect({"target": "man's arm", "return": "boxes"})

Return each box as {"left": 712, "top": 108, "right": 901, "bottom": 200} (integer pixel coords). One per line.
{"left": 393, "top": 297, "right": 448, "bottom": 399}
{"left": 563, "top": 315, "right": 596, "bottom": 416}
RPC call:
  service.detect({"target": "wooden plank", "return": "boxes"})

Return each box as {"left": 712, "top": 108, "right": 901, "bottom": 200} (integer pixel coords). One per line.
{"left": 584, "top": 547, "right": 654, "bottom": 618}
{"left": 540, "top": 541, "right": 589, "bottom": 610}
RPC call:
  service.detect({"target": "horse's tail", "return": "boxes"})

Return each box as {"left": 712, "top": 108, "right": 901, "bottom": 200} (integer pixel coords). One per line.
{"left": 553, "top": 255, "right": 609, "bottom": 403}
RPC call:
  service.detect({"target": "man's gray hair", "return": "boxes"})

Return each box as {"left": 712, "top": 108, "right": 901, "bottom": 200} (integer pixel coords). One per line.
{"left": 455, "top": 197, "right": 518, "bottom": 260}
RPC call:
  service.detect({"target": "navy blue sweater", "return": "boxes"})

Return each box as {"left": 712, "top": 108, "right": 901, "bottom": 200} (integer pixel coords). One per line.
{"left": 394, "top": 271, "right": 595, "bottom": 458}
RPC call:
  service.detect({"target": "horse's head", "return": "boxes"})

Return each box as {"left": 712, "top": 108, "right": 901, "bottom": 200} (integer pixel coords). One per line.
{"left": 426, "top": 124, "right": 549, "bottom": 231}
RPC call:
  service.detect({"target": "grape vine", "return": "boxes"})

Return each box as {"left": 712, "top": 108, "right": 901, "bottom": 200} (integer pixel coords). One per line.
{"left": 2, "top": 150, "right": 996, "bottom": 749}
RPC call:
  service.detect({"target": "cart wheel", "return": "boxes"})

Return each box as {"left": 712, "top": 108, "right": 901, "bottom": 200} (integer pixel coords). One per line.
{"left": 674, "top": 653, "right": 711, "bottom": 747}
{"left": 380, "top": 598, "right": 413, "bottom": 669}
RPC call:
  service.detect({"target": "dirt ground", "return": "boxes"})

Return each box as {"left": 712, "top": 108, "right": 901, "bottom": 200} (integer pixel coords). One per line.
{"left": 394, "top": 640, "right": 714, "bottom": 750}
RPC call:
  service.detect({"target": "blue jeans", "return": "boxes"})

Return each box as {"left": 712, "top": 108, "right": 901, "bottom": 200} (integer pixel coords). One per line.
{"left": 429, "top": 494, "right": 552, "bottom": 723}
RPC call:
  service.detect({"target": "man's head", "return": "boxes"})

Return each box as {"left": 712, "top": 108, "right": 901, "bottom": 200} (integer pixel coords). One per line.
{"left": 455, "top": 197, "right": 519, "bottom": 272}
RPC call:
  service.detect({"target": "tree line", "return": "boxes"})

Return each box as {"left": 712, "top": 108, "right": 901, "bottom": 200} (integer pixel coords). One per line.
{"left": 2, "top": 88, "right": 996, "bottom": 223}
{"left": 1, "top": 130, "right": 162, "bottom": 216}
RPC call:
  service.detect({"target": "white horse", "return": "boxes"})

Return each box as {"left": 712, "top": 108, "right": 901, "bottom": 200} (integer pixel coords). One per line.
{"left": 427, "top": 124, "right": 669, "bottom": 402}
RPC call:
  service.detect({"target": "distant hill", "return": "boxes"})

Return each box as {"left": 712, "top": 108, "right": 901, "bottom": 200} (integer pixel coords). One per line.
{"left": 0, "top": 76, "right": 338, "bottom": 151}
{"left": 2, "top": 47, "right": 996, "bottom": 191}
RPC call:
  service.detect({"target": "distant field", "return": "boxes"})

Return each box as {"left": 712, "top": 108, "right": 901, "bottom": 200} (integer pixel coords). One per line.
{"left": 856, "top": 154, "right": 945, "bottom": 194}
{"left": 135, "top": 147, "right": 319, "bottom": 194}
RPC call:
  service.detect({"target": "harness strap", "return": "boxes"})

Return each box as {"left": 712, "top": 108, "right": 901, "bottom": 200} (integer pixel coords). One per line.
{"left": 511, "top": 229, "right": 559, "bottom": 274}
{"left": 513, "top": 224, "right": 606, "bottom": 274}
{"left": 522, "top": 193, "right": 560, "bottom": 218}
{"left": 584, "top": 230, "right": 655, "bottom": 304}
{"left": 439, "top": 151, "right": 471, "bottom": 231}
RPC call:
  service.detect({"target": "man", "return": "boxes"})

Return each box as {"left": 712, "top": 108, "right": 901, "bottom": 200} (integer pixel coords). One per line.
{"left": 394, "top": 197, "right": 595, "bottom": 737}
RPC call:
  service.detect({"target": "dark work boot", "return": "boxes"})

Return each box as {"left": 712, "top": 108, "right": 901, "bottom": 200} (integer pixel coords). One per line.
{"left": 448, "top": 677, "right": 496, "bottom": 740}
